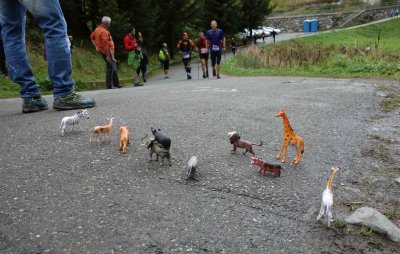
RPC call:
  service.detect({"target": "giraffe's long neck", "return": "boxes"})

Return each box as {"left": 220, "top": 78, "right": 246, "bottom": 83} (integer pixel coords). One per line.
{"left": 327, "top": 169, "right": 339, "bottom": 191}
{"left": 282, "top": 115, "right": 295, "bottom": 135}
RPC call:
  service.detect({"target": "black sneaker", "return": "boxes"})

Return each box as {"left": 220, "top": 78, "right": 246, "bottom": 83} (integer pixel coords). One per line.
{"left": 53, "top": 92, "right": 95, "bottom": 110}
{"left": 22, "top": 96, "right": 49, "bottom": 113}
{"left": 202, "top": 73, "right": 206, "bottom": 79}
{"left": 134, "top": 83, "right": 144, "bottom": 87}
{"left": 187, "top": 74, "right": 192, "bottom": 79}
{"left": 212, "top": 69, "right": 216, "bottom": 77}
{"left": 217, "top": 74, "right": 221, "bottom": 79}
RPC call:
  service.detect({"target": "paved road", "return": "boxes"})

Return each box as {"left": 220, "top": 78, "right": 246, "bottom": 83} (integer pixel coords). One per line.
{"left": 0, "top": 59, "right": 381, "bottom": 253}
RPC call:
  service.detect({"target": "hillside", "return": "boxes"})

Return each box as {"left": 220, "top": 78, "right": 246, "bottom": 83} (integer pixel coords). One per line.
{"left": 223, "top": 18, "right": 400, "bottom": 80}
{"left": 0, "top": 40, "right": 161, "bottom": 98}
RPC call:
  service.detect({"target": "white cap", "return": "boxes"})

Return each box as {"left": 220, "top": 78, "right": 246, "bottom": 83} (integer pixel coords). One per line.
{"left": 102, "top": 16, "right": 111, "bottom": 24}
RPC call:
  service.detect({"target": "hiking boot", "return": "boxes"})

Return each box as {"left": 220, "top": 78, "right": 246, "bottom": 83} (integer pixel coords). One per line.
{"left": 187, "top": 74, "right": 192, "bottom": 79}
{"left": 53, "top": 92, "right": 95, "bottom": 110}
{"left": 114, "top": 85, "right": 122, "bottom": 88}
{"left": 212, "top": 69, "right": 216, "bottom": 77}
{"left": 134, "top": 83, "right": 144, "bottom": 87}
{"left": 202, "top": 72, "right": 206, "bottom": 79}
{"left": 22, "top": 96, "right": 49, "bottom": 113}
{"left": 217, "top": 74, "right": 221, "bottom": 79}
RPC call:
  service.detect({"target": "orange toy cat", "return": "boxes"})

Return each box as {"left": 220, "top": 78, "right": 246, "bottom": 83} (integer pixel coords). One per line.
{"left": 118, "top": 126, "right": 130, "bottom": 153}
{"left": 276, "top": 109, "right": 304, "bottom": 165}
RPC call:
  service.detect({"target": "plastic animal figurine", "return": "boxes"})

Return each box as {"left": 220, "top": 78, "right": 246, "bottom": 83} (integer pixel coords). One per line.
{"left": 276, "top": 108, "right": 304, "bottom": 164}
{"left": 59, "top": 109, "right": 89, "bottom": 135}
{"left": 317, "top": 166, "right": 340, "bottom": 227}
{"left": 184, "top": 156, "right": 198, "bottom": 180}
{"left": 141, "top": 134, "right": 172, "bottom": 166}
{"left": 228, "top": 131, "right": 262, "bottom": 156}
{"left": 89, "top": 117, "right": 114, "bottom": 144}
{"left": 151, "top": 127, "right": 171, "bottom": 149}
{"left": 250, "top": 156, "right": 281, "bottom": 177}
{"left": 118, "top": 126, "right": 130, "bottom": 153}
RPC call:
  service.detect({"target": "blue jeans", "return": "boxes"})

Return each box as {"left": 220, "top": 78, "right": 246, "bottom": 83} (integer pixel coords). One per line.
{"left": 0, "top": 0, "right": 74, "bottom": 98}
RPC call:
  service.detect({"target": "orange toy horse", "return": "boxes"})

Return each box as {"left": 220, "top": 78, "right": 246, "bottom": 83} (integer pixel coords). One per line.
{"left": 118, "top": 126, "right": 130, "bottom": 153}
{"left": 276, "top": 108, "right": 304, "bottom": 165}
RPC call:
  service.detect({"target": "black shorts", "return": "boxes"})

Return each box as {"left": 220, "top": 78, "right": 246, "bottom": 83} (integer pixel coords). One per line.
{"left": 210, "top": 51, "right": 222, "bottom": 66}
{"left": 163, "top": 60, "right": 169, "bottom": 70}
{"left": 199, "top": 53, "right": 209, "bottom": 60}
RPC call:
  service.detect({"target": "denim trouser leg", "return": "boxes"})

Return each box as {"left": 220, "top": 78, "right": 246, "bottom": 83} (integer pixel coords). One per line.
{"left": 0, "top": 0, "right": 39, "bottom": 98}
{"left": 0, "top": 0, "right": 74, "bottom": 98}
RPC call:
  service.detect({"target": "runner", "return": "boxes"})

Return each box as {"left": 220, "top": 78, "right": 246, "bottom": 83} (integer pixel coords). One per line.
{"left": 159, "top": 43, "right": 170, "bottom": 79}
{"left": 177, "top": 32, "right": 195, "bottom": 79}
{"left": 206, "top": 20, "right": 225, "bottom": 79}
{"left": 230, "top": 38, "right": 236, "bottom": 56}
{"left": 196, "top": 32, "right": 209, "bottom": 78}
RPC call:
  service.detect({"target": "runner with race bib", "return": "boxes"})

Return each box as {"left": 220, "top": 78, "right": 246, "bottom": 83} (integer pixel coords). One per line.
{"left": 177, "top": 32, "right": 195, "bottom": 80}
{"left": 206, "top": 20, "right": 225, "bottom": 79}
{"left": 196, "top": 32, "right": 209, "bottom": 79}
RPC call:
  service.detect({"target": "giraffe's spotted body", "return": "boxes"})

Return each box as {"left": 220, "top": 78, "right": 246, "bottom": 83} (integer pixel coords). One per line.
{"left": 276, "top": 109, "right": 304, "bottom": 165}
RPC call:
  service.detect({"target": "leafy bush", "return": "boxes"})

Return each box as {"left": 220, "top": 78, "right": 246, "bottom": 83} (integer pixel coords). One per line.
{"left": 38, "top": 79, "right": 53, "bottom": 91}
{"left": 74, "top": 79, "right": 91, "bottom": 91}
{"left": 329, "top": 54, "right": 352, "bottom": 69}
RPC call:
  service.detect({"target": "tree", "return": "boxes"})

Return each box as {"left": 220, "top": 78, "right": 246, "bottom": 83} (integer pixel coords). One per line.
{"left": 153, "top": 0, "right": 202, "bottom": 58}
{"left": 199, "top": 0, "right": 242, "bottom": 35}
{"left": 241, "top": 0, "right": 275, "bottom": 38}
{"left": 118, "top": 0, "right": 159, "bottom": 50}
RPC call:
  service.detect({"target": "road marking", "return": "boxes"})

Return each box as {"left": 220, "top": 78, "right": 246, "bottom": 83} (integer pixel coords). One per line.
{"left": 170, "top": 87, "right": 238, "bottom": 93}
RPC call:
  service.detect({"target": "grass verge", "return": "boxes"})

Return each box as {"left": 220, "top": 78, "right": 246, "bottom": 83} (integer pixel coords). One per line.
{"left": 222, "top": 18, "right": 400, "bottom": 80}
{"left": 0, "top": 45, "right": 164, "bottom": 98}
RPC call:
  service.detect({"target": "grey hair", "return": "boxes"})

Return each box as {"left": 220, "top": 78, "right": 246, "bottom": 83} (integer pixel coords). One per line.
{"left": 102, "top": 16, "right": 111, "bottom": 23}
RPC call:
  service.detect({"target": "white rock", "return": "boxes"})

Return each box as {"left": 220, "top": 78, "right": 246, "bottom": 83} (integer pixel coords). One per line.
{"left": 395, "top": 177, "right": 400, "bottom": 184}
{"left": 345, "top": 207, "right": 400, "bottom": 242}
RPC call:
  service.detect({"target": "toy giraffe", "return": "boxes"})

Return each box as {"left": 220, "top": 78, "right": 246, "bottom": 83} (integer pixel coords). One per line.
{"left": 276, "top": 108, "right": 304, "bottom": 165}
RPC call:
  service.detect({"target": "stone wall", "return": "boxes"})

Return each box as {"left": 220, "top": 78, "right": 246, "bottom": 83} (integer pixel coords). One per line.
{"left": 265, "top": 5, "right": 400, "bottom": 32}
{"left": 265, "top": 12, "right": 352, "bottom": 32}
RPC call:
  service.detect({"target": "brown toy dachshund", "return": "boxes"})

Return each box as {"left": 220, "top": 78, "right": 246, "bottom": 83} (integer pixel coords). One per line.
{"left": 228, "top": 131, "right": 262, "bottom": 156}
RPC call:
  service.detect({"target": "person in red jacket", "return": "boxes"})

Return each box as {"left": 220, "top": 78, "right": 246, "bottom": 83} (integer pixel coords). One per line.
{"left": 124, "top": 27, "right": 143, "bottom": 86}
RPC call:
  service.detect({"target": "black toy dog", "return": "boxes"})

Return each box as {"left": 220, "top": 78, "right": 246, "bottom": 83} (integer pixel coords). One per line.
{"left": 151, "top": 127, "right": 171, "bottom": 149}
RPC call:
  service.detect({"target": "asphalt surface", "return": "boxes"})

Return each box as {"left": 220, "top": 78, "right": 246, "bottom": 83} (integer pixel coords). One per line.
{"left": 0, "top": 34, "right": 386, "bottom": 253}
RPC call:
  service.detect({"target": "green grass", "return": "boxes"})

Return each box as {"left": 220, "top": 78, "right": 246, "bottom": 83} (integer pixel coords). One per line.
{"left": 0, "top": 45, "right": 163, "bottom": 98}
{"left": 222, "top": 18, "right": 400, "bottom": 80}
{"left": 272, "top": 0, "right": 364, "bottom": 15}
{"left": 360, "top": 225, "right": 374, "bottom": 236}
{"left": 333, "top": 219, "right": 347, "bottom": 229}
{"left": 376, "top": 84, "right": 400, "bottom": 111}
{"left": 384, "top": 208, "right": 400, "bottom": 220}
{"left": 289, "top": 19, "right": 400, "bottom": 51}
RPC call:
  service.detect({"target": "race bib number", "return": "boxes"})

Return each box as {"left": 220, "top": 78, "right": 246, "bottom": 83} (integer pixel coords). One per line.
{"left": 200, "top": 48, "right": 208, "bottom": 54}
{"left": 183, "top": 52, "right": 190, "bottom": 59}
{"left": 212, "top": 45, "right": 220, "bottom": 51}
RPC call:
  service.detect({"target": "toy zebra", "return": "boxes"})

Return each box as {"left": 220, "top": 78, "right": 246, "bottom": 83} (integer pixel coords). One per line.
{"left": 60, "top": 109, "right": 90, "bottom": 135}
